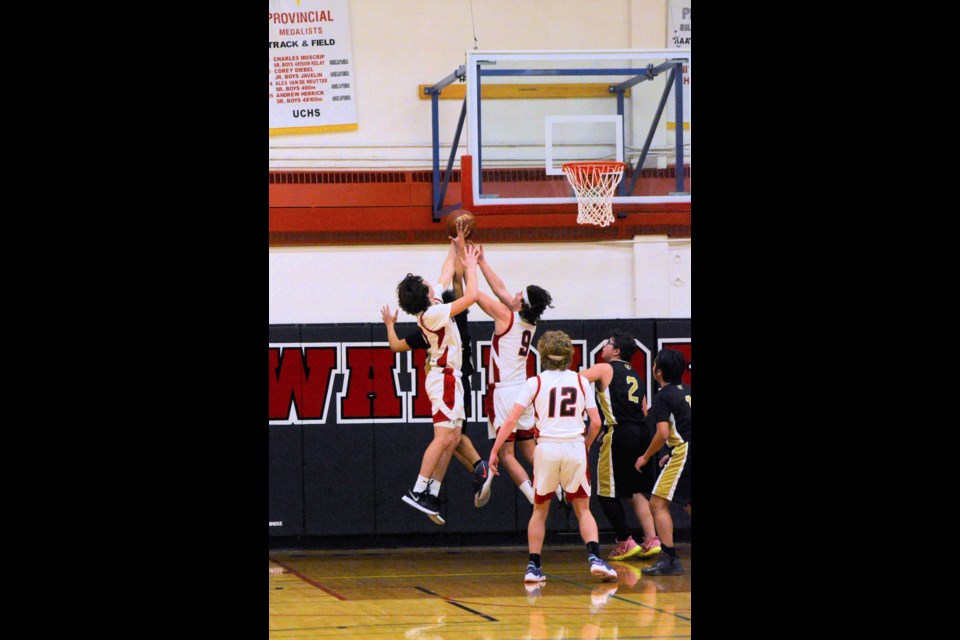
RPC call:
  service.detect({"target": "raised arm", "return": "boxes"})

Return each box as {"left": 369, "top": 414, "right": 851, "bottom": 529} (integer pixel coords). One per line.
{"left": 476, "top": 243, "right": 516, "bottom": 308}
{"left": 437, "top": 239, "right": 458, "bottom": 293}
{"left": 381, "top": 304, "right": 411, "bottom": 352}
{"left": 452, "top": 247, "right": 465, "bottom": 301}
{"left": 438, "top": 220, "right": 469, "bottom": 292}
{"left": 475, "top": 290, "right": 513, "bottom": 328}
{"left": 448, "top": 242, "right": 479, "bottom": 317}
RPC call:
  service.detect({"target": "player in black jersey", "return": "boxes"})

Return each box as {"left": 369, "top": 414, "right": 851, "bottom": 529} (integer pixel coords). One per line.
{"left": 582, "top": 330, "right": 661, "bottom": 561}
{"left": 635, "top": 348, "right": 691, "bottom": 576}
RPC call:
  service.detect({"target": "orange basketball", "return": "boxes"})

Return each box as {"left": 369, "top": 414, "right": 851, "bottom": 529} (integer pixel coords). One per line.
{"left": 445, "top": 209, "right": 477, "bottom": 239}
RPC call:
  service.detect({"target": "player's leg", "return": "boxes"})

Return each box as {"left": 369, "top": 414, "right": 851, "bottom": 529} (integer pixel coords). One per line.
{"left": 416, "top": 424, "right": 460, "bottom": 479}
{"left": 569, "top": 497, "right": 600, "bottom": 545}
{"left": 524, "top": 440, "right": 559, "bottom": 583}
{"left": 527, "top": 499, "right": 550, "bottom": 556}
{"left": 629, "top": 493, "right": 661, "bottom": 556}
{"left": 402, "top": 423, "right": 451, "bottom": 517}
{"left": 524, "top": 500, "right": 550, "bottom": 582}
{"left": 514, "top": 435, "right": 537, "bottom": 467}
{"left": 452, "top": 444, "right": 473, "bottom": 472}
{"left": 597, "top": 424, "right": 641, "bottom": 559}
{"left": 612, "top": 422, "right": 661, "bottom": 556}
{"left": 648, "top": 495, "right": 673, "bottom": 547}
{"left": 642, "top": 442, "right": 688, "bottom": 576}
{"left": 599, "top": 496, "right": 638, "bottom": 559}
{"left": 554, "top": 440, "right": 615, "bottom": 581}
{"left": 570, "top": 497, "right": 616, "bottom": 581}
{"left": 454, "top": 432, "right": 481, "bottom": 471}
{"left": 498, "top": 439, "right": 535, "bottom": 504}
{"left": 498, "top": 439, "right": 529, "bottom": 484}
{"left": 491, "top": 388, "right": 536, "bottom": 503}
{"left": 403, "top": 371, "right": 463, "bottom": 523}
{"left": 622, "top": 430, "right": 661, "bottom": 556}
{"left": 431, "top": 424, "right": 461, "bottom": 480}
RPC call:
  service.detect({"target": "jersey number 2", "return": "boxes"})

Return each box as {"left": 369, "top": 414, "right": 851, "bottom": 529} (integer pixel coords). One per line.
{"left": 626, "top": 375, "right": 640, "bottom": 404}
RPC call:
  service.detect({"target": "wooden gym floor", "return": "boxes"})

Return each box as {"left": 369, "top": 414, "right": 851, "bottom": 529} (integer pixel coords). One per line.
{"left": 269, "top": 543, "right": 691, "bottom": 639}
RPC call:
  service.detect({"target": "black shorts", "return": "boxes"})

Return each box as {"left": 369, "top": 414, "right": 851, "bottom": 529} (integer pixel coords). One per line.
{"left": 461, "top": 372, "right": 480, "bottom": 439}
{"left": 597, "top": 422, "right": 657, "bottom": 497}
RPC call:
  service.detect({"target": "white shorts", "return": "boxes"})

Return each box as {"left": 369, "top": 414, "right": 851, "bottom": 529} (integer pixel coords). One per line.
{"left": 424, "top": 367, "right": 464, "bottom": 429}
{"left": 532, "top": 439, "right": 591, "bottom": 503}
{"left": 486, "top": 380, "right": 535, "bottom": 439}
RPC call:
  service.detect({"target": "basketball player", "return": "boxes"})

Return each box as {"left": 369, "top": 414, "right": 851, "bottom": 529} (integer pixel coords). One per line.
{"left": 580, "top": 329, "right": 661, "bottom": 561}
{"left": 473, "top": 244, "right": 554, "bottom": 506}
{"left": 634, "top": 349, "right": 691, "bottom": 575}
{"left": 380, "top": 242, "right": 493, "bottom": 508}
{"left": 488, "top": 330, "right": 617, "bottom": 583}
{"left": 394, "top": 230, "right": 481, "bottom": 525}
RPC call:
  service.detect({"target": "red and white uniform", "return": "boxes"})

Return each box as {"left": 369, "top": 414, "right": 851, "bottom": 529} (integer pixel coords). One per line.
{"left": 512, "top": 369, "right": 596, "bottom": 503}
{"left": 418, "top": 299, "right": 464, "bottom": 428}
{"left": 486, "top": 313, "right": 537, "bottom": 438}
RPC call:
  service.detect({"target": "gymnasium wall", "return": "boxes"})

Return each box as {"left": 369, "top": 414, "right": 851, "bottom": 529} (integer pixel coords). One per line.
{"left": 269, "top": 0, "right": 671, "bottom": 171}
{"left": 269, "top": 237, "right": 690, "bottom": 324}
{"left": 269, "top": 318, "right": 691, "bottom": 543}
{"left": 267, "top": 0, "right": 692, "bottom": 546}
{"left": 269, "top": 0, "right": 690, "bottom": 246}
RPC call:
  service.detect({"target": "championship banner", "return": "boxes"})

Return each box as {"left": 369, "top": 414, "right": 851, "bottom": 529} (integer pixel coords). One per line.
{"left": 269, "top": 0, "right": 357, "bottom": 135}
{"left": 666, "top": 0, "right": 691, "bottom": 134}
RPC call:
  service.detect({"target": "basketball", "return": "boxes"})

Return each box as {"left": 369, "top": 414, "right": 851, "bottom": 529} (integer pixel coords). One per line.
{"left": 445, "top": 209, "right": 477, "bottom": 239}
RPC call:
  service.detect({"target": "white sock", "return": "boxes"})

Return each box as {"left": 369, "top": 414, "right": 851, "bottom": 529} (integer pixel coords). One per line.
{"left": 519, "top": 480, "right": 535, "bottom": 505}
{"left": 414, "top": 475, "right": 430, "bottom": 493}
{"left": 428, "top": 480, "right": 441, "bottom": 496}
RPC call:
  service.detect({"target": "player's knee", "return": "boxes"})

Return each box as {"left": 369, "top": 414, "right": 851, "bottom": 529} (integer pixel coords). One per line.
{"left": 439, "top": 429, "right": 461, "bottom": 448}
{"left": 650, "top": 496, "right": 670, "bottom": 514}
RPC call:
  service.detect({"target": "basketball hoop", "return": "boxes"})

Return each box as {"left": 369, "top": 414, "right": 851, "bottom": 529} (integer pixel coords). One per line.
{"left": 562, "top": 161, "right": 626, "bottom": 227}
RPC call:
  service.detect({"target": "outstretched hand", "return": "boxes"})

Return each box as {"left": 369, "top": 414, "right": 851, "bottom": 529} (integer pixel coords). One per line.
{"left": 459, "top": 242, "right": 480, "bottom": 268}
{"left": 380, "top": 304, "right": 398, "bottom": 325}
{"left": 451, "top": 220, "right": 468, "bottom": 252}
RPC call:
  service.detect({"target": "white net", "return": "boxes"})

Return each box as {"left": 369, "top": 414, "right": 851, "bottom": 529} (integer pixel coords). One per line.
{"left": 562, "top": 162, "right": 626, "bottom": 227}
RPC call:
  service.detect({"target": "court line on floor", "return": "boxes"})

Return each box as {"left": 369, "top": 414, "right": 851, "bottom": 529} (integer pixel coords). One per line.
{"left": 272, "top": 558, "right": 348, "bottom": 601}
{"left": 414, "top": 586, "right": 499, "bottom": 621}
{"left": 544, "top": 573, "right": 691, "bottom": 622}
{"left": 294, "top": 570, "right": 520, "bottom": 579}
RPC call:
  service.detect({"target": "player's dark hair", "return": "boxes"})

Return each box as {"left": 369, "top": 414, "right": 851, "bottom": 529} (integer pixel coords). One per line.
{"left": 654, "top": 349, "right": 686, "bottom": 384}
{"left": 607, "top": 329, "right": 638, "bottom": 361}
{"left": 397, "top": 273, "right": 431, "bottom": 316}
{"left": 519, "top": 285, "right": 554, "bottom": 324}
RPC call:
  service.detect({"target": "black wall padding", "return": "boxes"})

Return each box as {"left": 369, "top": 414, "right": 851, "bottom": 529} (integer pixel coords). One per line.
{"left": 269, "top": 318, "right": 690, "bottom": 540}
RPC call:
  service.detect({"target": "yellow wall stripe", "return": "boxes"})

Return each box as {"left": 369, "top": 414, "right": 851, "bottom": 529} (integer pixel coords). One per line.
{"left": 270, "top": 123, "right": 359, "bottom": 136}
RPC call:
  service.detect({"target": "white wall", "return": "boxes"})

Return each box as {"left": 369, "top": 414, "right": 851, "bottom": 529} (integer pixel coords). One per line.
{"left": 269, "top": 236, "right": 689, "bottom": 324}
{"left": 268, "top": 1, "right": 688, "bottom": 325}
{"left": 269, "top": 0, "right": 671, "bottom": 170}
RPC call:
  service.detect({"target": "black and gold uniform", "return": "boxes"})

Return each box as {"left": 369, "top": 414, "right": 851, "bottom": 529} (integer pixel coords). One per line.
{"left": 648, "top": 382, "right": 691, "bottom": 506}
{"left": 596, "top": 359, "right": 658, "bottom": 498}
